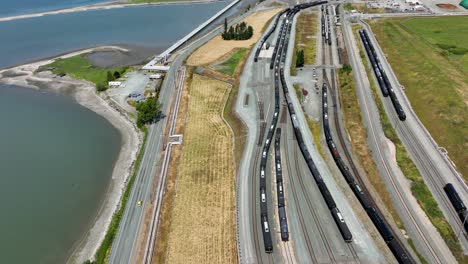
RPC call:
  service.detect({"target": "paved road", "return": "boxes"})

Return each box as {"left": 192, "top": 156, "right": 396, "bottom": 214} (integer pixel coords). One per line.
{"left": 361, "top": 21, "right": 468, "bottom": 253}
{"left": 340, "top": 10, "right": 456, "bottom": 263}
{"left": 107, "top": 2, "right": 254, "bottom": 263}
{"left": 108, "top": 49, "right": 179, "bottom": 264}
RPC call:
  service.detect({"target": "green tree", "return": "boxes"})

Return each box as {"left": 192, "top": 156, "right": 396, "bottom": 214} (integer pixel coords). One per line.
{"left": 136, "top": 97, "right": 162, "bottom": 128}
{"left": 106, "top": 71, "right": 115, "bottom": 82}
{"left": 113, "top": 71, "right": 121, "bottom": 79}
{"left": 96, "top": 82, "right": 107, "bottom": 92}
{"left": 247, "top": 26, "right": 253, "bottom": 39}
{"left": 224, "top": 18, "right": 228, "bottom": 33}
{"left": 341, "top": 63, "right": 352, "bottom": 73}
{"left": 296, "top": 49, "right": 305, "bottom": 68}
{"left": 221, "top": 22, "right": 254, "bottom": 41}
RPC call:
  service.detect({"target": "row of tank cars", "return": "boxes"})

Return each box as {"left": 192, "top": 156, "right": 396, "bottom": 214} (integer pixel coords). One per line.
{"left": 444, "top": 183, "right": 468, "bottom": 233}
{"left": 254, "top": 1, "right": 363, "bottom": 254}
{"left": 275, "top": 128, "right": 289, "bottom": 241}
{"left": 256, "top": 6, "right": 292, "bottom": 253}
{"left": 359, "top": 24, "right": 468, "bottom": 236}
{"left": 321, "top": 5, "right": 332, "bottom": 45}
{"left": 277, "top": 0, "right": 354, "bottom": 245}
{"left": 358, "top": 29, "right": 406, "bottom": 121}
{"left": 321, "top": 83, "right": 413, "bottom": 263}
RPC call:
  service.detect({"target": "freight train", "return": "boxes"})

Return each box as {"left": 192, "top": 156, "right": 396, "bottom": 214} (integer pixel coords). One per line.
{"left": 258, "top": 7, "right": 292, "bottom": 252}
{"left": 444, "top": 183, "right": 468, "bottom": 233}
{"left": 258, "top": 1, "right": 328, "bottom": 253}
{"left": 275, "top": 128, "right": 289, "bottom": 241}
{"left": 273, "top": 1, "right": 353, "bottom": 244}
{"left": 358, "top": 29, "right": 406, "bottom": 121}
{"left": 322, "top": 83, "right": 413, "bottom": 263}
{"left": 254, "top": 8, "right": 290, "bottom": 62}
{"left": 321, "top": 5, "right": 332, "bottom": 45}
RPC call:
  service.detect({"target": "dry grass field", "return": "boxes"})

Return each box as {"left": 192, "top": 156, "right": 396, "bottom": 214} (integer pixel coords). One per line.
{"left": 164, "top": 74, "right": 237, "bottom": 264}
{"left": 291, "top": 11, "right": 318, "bottom": 75}
{"left": 187, "top": 8, "right": 282, "bottom": 66}
{"left": 295, "top": 12, "right": 318, "bottom": 65}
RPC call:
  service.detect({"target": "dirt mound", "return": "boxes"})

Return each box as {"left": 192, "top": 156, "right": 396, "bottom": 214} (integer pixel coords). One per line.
{"left": 436, "top": 3, "right": 458, "bottom": 10}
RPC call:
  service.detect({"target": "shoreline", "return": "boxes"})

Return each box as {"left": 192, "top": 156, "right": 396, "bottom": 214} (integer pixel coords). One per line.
{"left": 0, "top": 0, "right": 222, "bottom": 22}
{"left": 0, "top": 46, "right": 142, "bottom": 264}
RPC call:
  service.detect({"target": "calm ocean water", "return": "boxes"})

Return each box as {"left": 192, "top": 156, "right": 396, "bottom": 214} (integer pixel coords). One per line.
{"left": 0, "top": 1, "right": 229, "bottom": 69}
{"left": 0, "top": 1, "right": 231, "bottom": 263}
{"left": 0, "top": 84, "right": 121, "bottom": 263}
{"left": 0, "top": 0, "right": 109, "bottom": 17}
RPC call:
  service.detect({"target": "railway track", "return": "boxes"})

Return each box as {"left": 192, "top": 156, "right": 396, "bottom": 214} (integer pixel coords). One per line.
{"left": 348, "top": 244, "right": 361, "bottom": 264}
{"left": 397, "top": 118, "right": 467, "bottom": 235}
{"left": 251, "top": 145, "right": 264, "bottom": 264}
{"left": 282, "top": 123, "right": 319, "bottom": 263}
{"left": 281, "top": 237, "right": 295, "bottom": 263}
{"left": 291, "top": 142, "right": 338, "bottom": 263}
{"left": 350, "top": 28, "right": 443, "bottom": 262}
{"left": 353, "top": 22, "right": 458, "bottom": 263}
{"left": 320, "top": 4, "right": 414, "bottom": 263}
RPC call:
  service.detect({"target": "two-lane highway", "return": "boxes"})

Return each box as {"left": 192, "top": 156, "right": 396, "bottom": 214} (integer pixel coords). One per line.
{"left": 108, "top": 3, "right": 255, "bottom": 262}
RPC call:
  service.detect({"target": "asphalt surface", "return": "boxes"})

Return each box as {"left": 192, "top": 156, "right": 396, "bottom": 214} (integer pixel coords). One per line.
{"left": 361, "top": 21, "right": 468, "bottom": 253}
{"left": 107, "top": 71, "right": 150, "bottom": 114}
{"left": 107, "top": 2, "right": 254, "bottom": 263}
{"left": 340, "top": 8, "right": 457, "bottom": 263}
{"left": 108, "top": 50, "right": 177, "bottom": 264}
{"left": 236, "top": 5, "right": 384, "bottom": 263}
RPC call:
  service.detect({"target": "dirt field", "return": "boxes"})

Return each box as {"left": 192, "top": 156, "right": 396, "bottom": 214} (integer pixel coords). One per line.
{"left": 163, "top": 73, "right": 237, "bottom": 263}
{"left": 187, "top": 8, "right": 282, "bottom": 66}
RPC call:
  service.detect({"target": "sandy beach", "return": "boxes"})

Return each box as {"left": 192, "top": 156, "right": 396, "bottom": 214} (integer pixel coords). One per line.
{"left": 0, "top": 0, "right": 221, "bottom": 22}
{"left": 0, "top": 46, "right": 142, "bottom": 263}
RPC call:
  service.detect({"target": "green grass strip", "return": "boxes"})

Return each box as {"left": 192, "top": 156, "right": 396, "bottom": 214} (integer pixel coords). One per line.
{"left": 218, "top": 48, "right": 247, "bottom": 76}
{"left": 85, "top": 128, "right": 148, "bottom": 264}
{"left": 43, "top": 55, "right": 128, "bottom": 90}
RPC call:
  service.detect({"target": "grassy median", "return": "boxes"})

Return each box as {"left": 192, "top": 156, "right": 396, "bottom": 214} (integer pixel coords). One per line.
{"left": 370, "top": 17, "right": 467, "bottom": 180}
{"left": 291, "top": 12, "right": 318, "bottom": 75}
{"left": 354, "top": 25, "right": 467, "bottom": 262}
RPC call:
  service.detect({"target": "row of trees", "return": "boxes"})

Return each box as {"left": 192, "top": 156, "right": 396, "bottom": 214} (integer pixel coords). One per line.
{"left": 107, "top": 71, "right": 121, "bottom": 82}
{"left": 222, "top": 19, "right": 254, "bottom": 41}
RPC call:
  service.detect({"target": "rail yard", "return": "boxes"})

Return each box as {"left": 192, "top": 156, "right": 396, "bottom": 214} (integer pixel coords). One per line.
{"left": 106, "top": 0, "right": 468, "bottom": 263}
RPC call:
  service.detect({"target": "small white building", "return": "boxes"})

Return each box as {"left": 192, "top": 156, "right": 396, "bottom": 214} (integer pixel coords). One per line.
{"left": 414, "top": 4, "right": 425, "bottom": 11}
{"left": 108, "top": 81, "right": 121, "bottom": 88}
{"left": 149, "top": 74, "right": 161, "bottom": 80}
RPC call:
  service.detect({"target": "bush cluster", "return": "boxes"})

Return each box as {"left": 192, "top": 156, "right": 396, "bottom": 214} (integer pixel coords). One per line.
{"left": 136, "top": 96, "right": 162, "bottom": 128}
{"left": 222, "top": 20, "right": 253, "bottom": 41}
{"left": 296, "top": 49, "right": 305, "bottom": 68}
